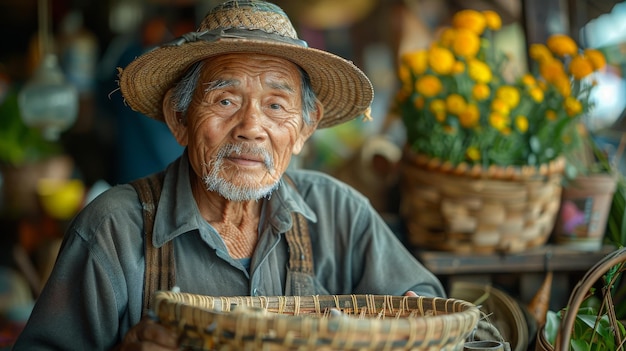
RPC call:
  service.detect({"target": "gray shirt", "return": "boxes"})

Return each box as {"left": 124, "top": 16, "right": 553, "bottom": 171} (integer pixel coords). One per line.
{"left": 13, "top": 152, "right": 444, "bottom": 350}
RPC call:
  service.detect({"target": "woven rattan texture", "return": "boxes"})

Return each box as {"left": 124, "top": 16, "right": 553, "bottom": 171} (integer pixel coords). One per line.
{"left": 400, "top": 150, "right": 564, "bottom": 254}
{"left": 153, "top": 292, "right": 480, "bottom": 350}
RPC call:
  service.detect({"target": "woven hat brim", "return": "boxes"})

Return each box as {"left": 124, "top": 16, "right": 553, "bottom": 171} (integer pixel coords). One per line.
{"left": 118, "top": 38, "right": 374, "bottom": 129}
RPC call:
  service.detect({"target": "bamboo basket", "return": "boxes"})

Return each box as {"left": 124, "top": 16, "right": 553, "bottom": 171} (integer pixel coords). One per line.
{"left": 153, "top": 292, "right": 481, "bottom": 351}
{"left": 535, "top": 246, "right": 626, "bottom": 350}
{"left": 400, "top": 149, "right": 565, "bottom": 254}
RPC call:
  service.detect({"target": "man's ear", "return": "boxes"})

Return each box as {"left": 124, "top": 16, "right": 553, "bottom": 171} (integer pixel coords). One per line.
{"left": 163, "top": 89, "right": 188, "bottom": 146}
{"left": 292, "top": 100, "right": 323, "bottom": 155}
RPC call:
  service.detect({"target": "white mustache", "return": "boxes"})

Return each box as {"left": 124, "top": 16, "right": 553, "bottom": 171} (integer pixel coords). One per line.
{"left": 215, "top": 143, "right": 274, "bottom": 171}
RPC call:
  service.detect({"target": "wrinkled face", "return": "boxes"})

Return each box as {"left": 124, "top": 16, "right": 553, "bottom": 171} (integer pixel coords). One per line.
{"left": 173, "top": 53, "right": 317, "bottom": 201}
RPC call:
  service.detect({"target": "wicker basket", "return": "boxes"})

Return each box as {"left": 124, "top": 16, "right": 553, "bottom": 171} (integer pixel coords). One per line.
{"left": 535, "top": 247, "right": 626, "bottom": 350}
{"left": 152, "top": 292, "right": 480, "bottom": 351}
{"left": 399, "top": 149, "right": 565, "bottom": 254}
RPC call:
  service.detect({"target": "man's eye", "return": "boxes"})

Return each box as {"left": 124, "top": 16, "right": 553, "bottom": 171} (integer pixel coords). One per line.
{"left": 269, "top": 103, "right": 282, "bottom": 110}
{"left": 219, "top": 99, "right": 232, "bottom": 106}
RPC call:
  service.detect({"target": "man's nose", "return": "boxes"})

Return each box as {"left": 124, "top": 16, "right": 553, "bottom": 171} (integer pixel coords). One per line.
{"left": 233, "top": 103, "right": 267, "bottom": 141}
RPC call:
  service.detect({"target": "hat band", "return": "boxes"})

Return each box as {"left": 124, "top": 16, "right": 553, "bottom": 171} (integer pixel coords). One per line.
{"left": 161, "top": 28, "right": 309, "bottom": 49}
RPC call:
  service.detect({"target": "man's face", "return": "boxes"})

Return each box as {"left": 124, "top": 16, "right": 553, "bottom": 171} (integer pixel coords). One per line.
{"left": 181, "top": 53, "right": 314, "bottom": 201}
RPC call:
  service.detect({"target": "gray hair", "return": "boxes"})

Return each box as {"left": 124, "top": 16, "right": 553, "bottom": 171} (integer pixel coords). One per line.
{"left": 171, "top": 60, "right": 318, "bottom": 125}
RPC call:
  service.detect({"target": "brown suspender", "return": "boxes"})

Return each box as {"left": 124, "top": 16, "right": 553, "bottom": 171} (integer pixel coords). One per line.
{"left": 131, "top": 173, "right": 315, "bottom": 314}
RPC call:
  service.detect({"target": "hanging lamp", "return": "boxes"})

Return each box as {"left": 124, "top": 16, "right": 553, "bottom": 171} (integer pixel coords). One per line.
{"left": 18, "top": 0, "right": 78, "bottom": 141}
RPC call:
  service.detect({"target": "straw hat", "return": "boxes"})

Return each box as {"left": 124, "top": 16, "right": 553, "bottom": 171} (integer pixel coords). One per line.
{"left": 118, "top": 0, "right": 374, "bottom": 129}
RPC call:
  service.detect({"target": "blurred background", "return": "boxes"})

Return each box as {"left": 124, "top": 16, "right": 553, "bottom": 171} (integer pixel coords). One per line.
{"left": 0, "top": 0, "right": 625, "bottom": 348}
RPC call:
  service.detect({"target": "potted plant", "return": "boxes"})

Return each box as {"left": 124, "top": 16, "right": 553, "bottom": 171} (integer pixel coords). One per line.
{"left": 0, "top": 84, "right": 72, "bottom": 218}
{"left": 394, "top": 8, "right": 607, "bottom": 253}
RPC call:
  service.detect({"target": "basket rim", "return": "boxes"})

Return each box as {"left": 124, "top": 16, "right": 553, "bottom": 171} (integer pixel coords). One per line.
{"left": 153, "top": 292, "right": 481, "bottom": 349}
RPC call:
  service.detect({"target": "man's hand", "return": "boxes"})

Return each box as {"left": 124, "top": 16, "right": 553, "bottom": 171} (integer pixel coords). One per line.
{"left": 114, "top": 316, "right": 180, "bottom": 351}
{"left": 404, "top": 291, "right": 418, "bottom": 297}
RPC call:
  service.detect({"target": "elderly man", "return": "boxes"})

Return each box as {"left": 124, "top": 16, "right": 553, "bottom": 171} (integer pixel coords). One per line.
{"left": 13, "top": 1, "right": 444, "bottom": 350}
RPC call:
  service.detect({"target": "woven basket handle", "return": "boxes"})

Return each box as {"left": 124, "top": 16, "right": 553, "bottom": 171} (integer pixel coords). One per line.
{"left": 556, "top": 246, "right": 626, "bottom": 350}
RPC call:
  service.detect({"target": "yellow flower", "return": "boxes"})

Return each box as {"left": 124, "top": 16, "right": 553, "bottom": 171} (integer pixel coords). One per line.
{"left": 446, "top": 94, "right": 467, "bottom": 115}
{"left": 569, "top": 54, "right": 594, "bottom": 80}
{"left": 452, "top": 29, "right": 481, "bottom": 58}
{"left": 429, "top": 99, "right": 446, "bottom": 115}
{"left": 428, "top": 46, "right": 455, "bottom": 74}
{"left": 553, "top": 75, "right": 571, "bottom": 97}
{"left": 491, "top": 98, "right": 510, "bottom": 115}
{"left": 539, "top": 58, "right": 565, "bottom": 83}
{"left": 529, "top": 87, "right": 544, "bottom": 102}
{"left": 416, "top": 75, "right": 443, "bottom": 97}
{"left": 496, "top": 86, "right": 520, "bottom": 108}
{"left": 564, "top": 96, "right": 582, "bottom": 116}
{"left": 452, "top": 61, "right": 465, "bottom": 74}
{"left": 439, "top": 28, "right": 456, "bottom": 48}
{"left": 452, "top": 9, "right": 486, "bottom": 35}
{"left": 546, "top": 109, "right": 557, "bottom": 121}
{"left": 584, "top": 48, "right": 606, "bottom": 70}
{"left": 468, "top": 59, "right": 492, "bottom": 83}
{"left": 515, "top": 115, "right": 529, "bottom": 133}
{"left": 483, "top": 10, "right": 502, "bottom": 30}
{"left": 401, "top": 50, "right": 428, "bottom": 75}
{"left": 521, "top": 74, "right": 536, "bottom": 87}
{"left": 472, "top": 83, "right": 491, "bottom": 101}
{"left": 546, "top": 34, "right": 578, "bottom": 57}
{"left": 489, "top": 112, "right": 510, "bottom": 131}
{"left": 398, "top": 65, "right": 411, "bottom": 88}
{"left": 458, "top": 104, "right": 480, "bottom": 128}
{"left": 529, "top": 44, "right": 553, "bottom": 63}
{"left": 466, "top": 146, "right": 481, "bottom": 161}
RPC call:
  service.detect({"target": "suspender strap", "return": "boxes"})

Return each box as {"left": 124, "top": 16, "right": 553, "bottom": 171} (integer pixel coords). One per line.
{"left": 130, "top": 171, "right": 175, "bottom": 314}
{"left": 282, "top": 175, "right": 316, "bottom": 295}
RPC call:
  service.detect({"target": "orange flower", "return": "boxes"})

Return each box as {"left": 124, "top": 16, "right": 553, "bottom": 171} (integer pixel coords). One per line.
{"left": 452, "top": 61, "right": 465, "bottom": 74}
{"left": 472, "top": 83, "right": 491, "bottom": 101}
{"left": 491, "top": 98, "right": 510, "bottom": 115}
{"left": 458, "top": 104, "right": 480, "bottom": 128}
{"left": 546, "top": 34, "right": 578, "bottom": 57}
{"left": 489, "top": 112, "right": 510, "bottom": 131}
{"left": 546, "top": 110, "right": 557, "bottom": 121}
{"left": 428, "top": 46, "right": 455, "bottom": 74}
{"left": 401, "top": 50, "right": 428, "bottom": 75}
{"left": 446, "top": 94, "right": 467, "bottom": 115}
{"left": 584, "top": 48, "right": 606, "bottom": 70}
{"left": 429, "top": 99, "right": 446, "bottom": 115}
{"left": 564, "top": 96, "right": 582, "bottom": 116}
{"left": 529, "top": 86, "right": 544, "bottom": 102}
{"left": 515, "top": 115, "right": 529, "bottom": 133}
{"left": 569, "top": 54, "right": 594, "bottom": 80}
{"left": 415, "top": 75, "right": 443, "bottom": 97}
{"left": 439, "top": 28, "right": 456, "bottom": 48}
{"left": 539, "top": 58, "right": 565, "bottom": 83}
{"left": 529, "top": 44, "right": 553, "bottom": 63}
{"left": 452, "top": 9, "right": 486, "bottom": 35}
{"left": 452, "top": 29, "right": 481, "bottom": 58}
{"left": 413, "top": 96, "right": 425, "bottom": 109}
{"left": 521, "top": 74, "right": 536, "bottom": 87}
{"left": 553, "top": 75, "right": 571, "bottom": 97}
{"left": 483, "top": 10, "right": 502, "bottom": 30}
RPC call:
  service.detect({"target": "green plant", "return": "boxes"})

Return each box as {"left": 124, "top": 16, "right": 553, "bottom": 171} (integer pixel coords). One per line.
{"left": 0, "top": 88, "right": 62, "bottom": 166}
{"left": 395, "top": 8, "right": 606, "bottom": 169}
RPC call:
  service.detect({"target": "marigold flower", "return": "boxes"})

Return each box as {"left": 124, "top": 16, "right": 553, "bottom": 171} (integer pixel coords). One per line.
{"left": 452, "top": 61, "right": 465, "bottom": 75}
{"left": 496, "top": 86, "right": 520, "bottom": 108}
{"left": 428, "top": 46, "right": 455, "bottom": 74}
{"left": 466, "top": 146, "right": 481, "bottom": 161}
{"left": 521, "top": 74, "right": 536, "bottom": 87}
{"left": 468, "top": 59, "right": 492, "bottom": 83}
{"left": 452, "top": 9, "right": 486, "bottom": 35}
{"left": 584, "top": 48, "right": 606, "bottom": 70}
{"left": 434, "top": 112, "right": 446, "bottom": 123}
{"left": 564, "top": 96, "right": 582, "bottom": 116}
{"left": 529, "top": 87, "right": 544, "bottom": 102}
{"left": 546, "top": 109, "right": 557, "bottom": 121}
{"left": 458, "top": 104, "right": 480, "bottom": 128}
{"left": 489, "top": 112, "right": 510, "bottom": 131}
{"left": 491, "top": 98, "right": 510, "bottom": 115}
{"left": 401, "top": 50, "right": 428, "bottom": 75}
{"left": 569, "top": 55, "right": 594, "bottom": 80}
{"left": 553, "top": 75, "right": 571, "bottom": 97}
{"left": 546, "top": 34, "right": 578, "bottom": 57}
{"left": 413, "top": 96, "right": 425, "bottom": 109}
{"left": 472, "top": 83, "right": 491, "bottom": 101}
{"left": 429, "top": 99, "right": 446, "bottom": 114}
{"left": 439, "top": 28, "right": 456, "bottom": 48}
{"left": 483, "top": 10, "right": 502, "bottom": 30}
{"left": 529, "top": 44, "right": 553, "bottom": 63}
{"left": 446, "top": 94, "right": 466, "bottom": 115}
{"left": 539, "top": 58, "right": 565, "bottom": 83}
{"left": 416, "top": 75, "right": 442, "bottom": 97}
{"left": 452, "top": 29, "right": 481, "bottom": 58}
{"left": 515, "top": 115, "right": 529, "bottom": 133}
{"left": 398, "top": 65, "right": 411, "bottom": 88}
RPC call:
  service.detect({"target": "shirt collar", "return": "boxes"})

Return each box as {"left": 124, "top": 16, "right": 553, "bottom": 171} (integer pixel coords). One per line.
{"left": 152, "top": 151, "right": 316, "bottom": 247}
